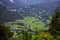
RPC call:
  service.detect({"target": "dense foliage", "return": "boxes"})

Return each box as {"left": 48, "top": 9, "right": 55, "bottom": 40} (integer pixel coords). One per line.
{"left": 0, "top": 22, "right": 13, "bottom": 40}
{"left": 49, "top": 9, "right": 60, "bottom": 39}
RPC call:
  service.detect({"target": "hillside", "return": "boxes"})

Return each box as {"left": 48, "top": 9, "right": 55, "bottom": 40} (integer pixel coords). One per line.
{"left": 0, "top": 5, "right": 23, "bottom": 22}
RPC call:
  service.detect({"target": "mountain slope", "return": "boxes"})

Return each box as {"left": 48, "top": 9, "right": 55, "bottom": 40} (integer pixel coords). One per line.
{"left": 0, "top": 0, "right": 60, "bottom": 22}
{"left": 0, "top": 0, "right": 25, "bottom": 10}
{"left": 0, "top": 5, "right": 23, "bottom": 22}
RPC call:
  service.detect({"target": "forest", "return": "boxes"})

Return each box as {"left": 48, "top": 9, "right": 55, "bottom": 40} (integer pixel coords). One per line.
{"left": 0, "top": 9, "right": 60, "bottom": 40}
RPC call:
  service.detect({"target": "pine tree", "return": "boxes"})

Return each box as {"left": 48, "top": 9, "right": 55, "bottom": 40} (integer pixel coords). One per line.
{"left": 0, "top": 22, "right": 13, "bottom": 40}
{"left": 49, "top": 9, "right": 60, "bottom": 37}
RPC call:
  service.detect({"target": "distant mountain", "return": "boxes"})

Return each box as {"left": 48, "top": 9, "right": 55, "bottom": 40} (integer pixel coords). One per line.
{"left": 19, "top": 1, "right": 60, "bottom": 20}
{"left": 21, "top": 0, "right": 60, "bottom": 5}
{"left": 0, "top": 0, "right": 25, "bottom": 10}
{"left": 0, "top": 0, "right": 60, "bottom": 10}
{"left": 29, "top": 1, "right": 60, "bottom": 13}
{"left": 0, "top": 5, "right": 23, "bottom": 22}
{"left": 0, "top": 4, "right": 50, "bottom": 22}
{"left": 0, "top": 0, "right": 60, "bottom": 22}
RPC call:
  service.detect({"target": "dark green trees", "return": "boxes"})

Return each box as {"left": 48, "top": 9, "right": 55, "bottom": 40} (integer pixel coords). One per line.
{"left": 0, "top": 22, "right": 13, "bottom": 40}
{"left": 49, "top": 9, "right": 60, "bottom": 37}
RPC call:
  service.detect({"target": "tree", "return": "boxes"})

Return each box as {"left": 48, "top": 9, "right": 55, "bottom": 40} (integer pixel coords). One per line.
{"left": 0, "top": 22, "right": 13, "bottom": 40}
{"left": 49, "top": 9, "right": 60, "bottom": 37}
{"left": 17, "top": 30, "right": 32, "bottom": 40}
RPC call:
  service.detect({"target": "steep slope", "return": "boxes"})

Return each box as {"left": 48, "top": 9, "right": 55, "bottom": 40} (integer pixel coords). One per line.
{"left": 0, "top": 5, "right": 23, "bottom": 22}
{"left": 0, "top": 0, "right": 25, "bottom": 10}
{"left": 0, "top": 0, "right": 60, "bottom": 22}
